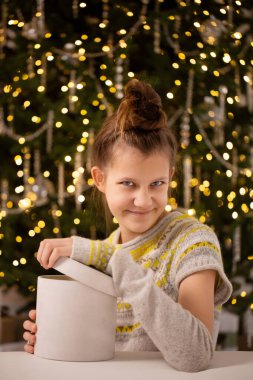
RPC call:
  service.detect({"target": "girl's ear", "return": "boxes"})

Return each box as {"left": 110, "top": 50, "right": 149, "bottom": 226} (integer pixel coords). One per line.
{"left": 91, "top": 166, "right": 106, "bottom": 192}
{"left": 169, "top": 166, "right": 175, "bottom": 180}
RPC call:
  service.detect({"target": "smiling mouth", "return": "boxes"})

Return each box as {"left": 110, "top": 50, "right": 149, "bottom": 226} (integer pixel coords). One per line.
{"left": 127, "top": 210, "right": 153, "bottom": 215}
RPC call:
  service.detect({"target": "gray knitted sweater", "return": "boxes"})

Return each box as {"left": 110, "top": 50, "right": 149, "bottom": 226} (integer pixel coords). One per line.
{"left": 71, "top": 210, "right": 233, "bottom": 372}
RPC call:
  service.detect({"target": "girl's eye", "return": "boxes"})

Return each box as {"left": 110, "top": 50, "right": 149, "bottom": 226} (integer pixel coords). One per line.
{"left": 151, "top": 181, "right": 164, "bottom": 187}
{"left": 120, "top": 181, "right": 135, "bottom": 187}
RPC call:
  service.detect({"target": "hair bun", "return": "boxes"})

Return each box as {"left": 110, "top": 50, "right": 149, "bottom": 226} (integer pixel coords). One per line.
{"left": 116, "top": 79, "right": 167, "bottom": 133}
{"left": 125, "top": 79, "right": 162, "bottom": 121}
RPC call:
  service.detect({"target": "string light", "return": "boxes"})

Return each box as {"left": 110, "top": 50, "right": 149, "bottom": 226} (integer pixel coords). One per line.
{"left": 166, "top": 92, "right": 174, "bottom": 99}
{"left": 78, "top": 195, "right": 85, "bottom": 203}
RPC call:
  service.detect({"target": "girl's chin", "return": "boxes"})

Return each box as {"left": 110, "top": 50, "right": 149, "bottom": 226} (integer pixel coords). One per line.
{"left": 117, "top": 210, "right": 167, "bottom": 243}
{"left": 123, "top": 218, "right": 159, "bottom": 234}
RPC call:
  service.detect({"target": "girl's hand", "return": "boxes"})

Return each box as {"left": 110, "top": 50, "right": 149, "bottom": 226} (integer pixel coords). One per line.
{"left": 36, "top": 237, "right": 73, "bottom": 269}
{"left": 23, "top": 309, "right": 37, "bottom": 354}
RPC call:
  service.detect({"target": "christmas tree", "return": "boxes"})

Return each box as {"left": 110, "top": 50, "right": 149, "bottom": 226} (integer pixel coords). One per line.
{"left": 0, "top": 0, "right": 253, "bottom": 347}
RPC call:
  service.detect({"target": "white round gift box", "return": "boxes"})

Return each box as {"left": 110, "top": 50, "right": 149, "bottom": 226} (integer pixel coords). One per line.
{"left": 34, "top": 257, "right": 117, "bottom": 362}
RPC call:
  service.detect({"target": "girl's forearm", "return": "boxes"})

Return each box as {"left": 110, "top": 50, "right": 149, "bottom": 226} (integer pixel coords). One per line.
{"left": 108, "top": 249, "right": 214, "bottom": 373}
{"left": 70, "top": 236, "right": 116, "bottom": 273}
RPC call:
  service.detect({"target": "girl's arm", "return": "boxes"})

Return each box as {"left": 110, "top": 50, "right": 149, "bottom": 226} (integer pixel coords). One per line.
{"left": 36, "top": 236, "right": 116, "bottom": 273}
{"left": 70, "top": 235, "right": 116, "bottom": 273}
{"left": 108, "top": 249, "right": 220, "bottom": 373}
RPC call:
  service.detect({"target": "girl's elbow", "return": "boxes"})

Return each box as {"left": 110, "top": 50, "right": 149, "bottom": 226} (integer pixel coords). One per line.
{"left": 163, "top": 349, "right": 213, "bottom": 373}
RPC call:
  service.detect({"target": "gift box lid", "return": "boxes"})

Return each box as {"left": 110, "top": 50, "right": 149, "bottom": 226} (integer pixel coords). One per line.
{"left": 53, "top": 257, "right": 116, "bottom": 298}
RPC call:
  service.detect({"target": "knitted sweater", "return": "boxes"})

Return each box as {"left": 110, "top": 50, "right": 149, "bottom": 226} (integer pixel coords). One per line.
{"left": 71, "top": 210, "right": 232, "bottom": 372}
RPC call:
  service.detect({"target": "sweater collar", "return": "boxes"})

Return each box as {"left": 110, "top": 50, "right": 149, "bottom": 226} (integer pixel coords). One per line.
{"left": 110, "top": 210, "right": 182, "bottom": 248}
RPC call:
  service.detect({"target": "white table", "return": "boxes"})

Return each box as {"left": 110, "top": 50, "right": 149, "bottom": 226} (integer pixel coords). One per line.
{"left": 1, "top": 351, "right": 253, "bottom": 380}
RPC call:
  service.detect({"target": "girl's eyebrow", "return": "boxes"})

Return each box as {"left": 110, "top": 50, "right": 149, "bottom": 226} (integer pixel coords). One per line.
{"left": 117, "top": 176, "right": 169, "bottom": 182}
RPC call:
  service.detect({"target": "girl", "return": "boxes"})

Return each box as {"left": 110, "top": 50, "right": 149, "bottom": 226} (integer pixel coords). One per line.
{"left": 23, "top": 79, "right": 232, "bottom": 372}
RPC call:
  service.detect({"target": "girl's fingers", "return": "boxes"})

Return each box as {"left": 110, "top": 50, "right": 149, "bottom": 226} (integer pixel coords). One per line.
{"left": 28, "top": 309, "right": 36, "bottom": 321}
{"left": 24, "top": 343, "right": 34, "bottom": 354}
{"left": 23, "top": 331, "right": 36, "bottom": 345}
{"left": 47, "top": 246, "right": 72, "bottom": 268}
{"left": 23, "top": 309, "right": 37, "bottom": 354}
{"left": 37, "top": 239, "right": 55, "bottom": 267}
{"left": 36, "top": 238, "right": 72, "bottom": 268}
{"left": 36, "top": 239, "right": 46, "bottom": 264}
{"left": 23, "top": 320, "right": 37, "bottom": 333}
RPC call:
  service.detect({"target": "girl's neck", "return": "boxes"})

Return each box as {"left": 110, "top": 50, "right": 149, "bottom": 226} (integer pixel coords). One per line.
{"left": 118, "top": 210, "right": 168, "bottom": 244}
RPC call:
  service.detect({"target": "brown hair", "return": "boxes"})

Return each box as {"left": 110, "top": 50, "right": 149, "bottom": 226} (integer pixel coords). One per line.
{"left": 91, "top": 79, "right": 178, "bottom": 232}
{"left": 92, "top": 79, "right": 177, "bottom": 168}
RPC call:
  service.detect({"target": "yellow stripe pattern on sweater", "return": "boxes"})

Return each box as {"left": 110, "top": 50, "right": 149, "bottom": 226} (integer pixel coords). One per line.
{"left": 116, "top": 322, "right": 141, "bottom": 334}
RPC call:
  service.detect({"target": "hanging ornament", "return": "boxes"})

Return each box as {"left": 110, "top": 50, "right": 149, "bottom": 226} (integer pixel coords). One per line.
{"left": 72, "top": 0, "right": 79, "bottom": 19}
{"left": 1, "top": 179, "right": 8, "bottom": 210}
{"left": 180, "top": 70, "right": 194, "bottom": 148}
{"left": 213, "top": 85, "right": 227, "bottom": 146}
{"left": 27, "top": 44, "right": 35, "bottom": 77}
{"left": 218, "top": 85, "right": 227, "bottom": 123}
{"left": 46, "top": 110, "right": 54, "bottom": 153}
{"left": 173, "top": 15, "right": 181, "bottom": 53}
{"left": 185, "top": 70, "right": 194, "bottom": 109}
{"left": 227, "top": 0, "right": 234, "bottom": 28}
{"left": 232, "top": 148, "right": 239, "bottom": 186}
{"left": 115, "top": 57, "right": 124, "bottom": 99}
{"left": 250, "top": 146, "right": 253, "bottom": 174}
{"left": 234, "top": 66, "right": 246, "bottom": 107}
{"left": 22, "top": 16, "right": 38, "bottom": 41}
{"left": 69, "top": 70, "right": 76, "bottom": 113}
{"left": 32, "top": 149, "right": 48, "bottom": 202}
{"left": 180, "top": 113, "right": 190, "bottom": 148}
{"left": 141, "top": 0, "right": 150, "bottom": 6}
{"left": 102, "top": 0, "right": 109, "bottom": 26}
{"left": 246, "top": 69, "right": 253, "bottom": 113}
{"left": 183, "top": 155, "right": 192, "bottom": 210}
{"left": 23, "top": 147, "right": 31, "bottom": 197}
{"left": 58, "top": 162, "right": 65, "bottom": 207}
{"left": 51, "top": 203, "right": 61, "bottom": 237}
{"left": 41, "top": 54, "right": 47, "bottom": 89}
{"left": 34, "top": 149, "right": 41, "bottom": 177}
{"left": 36, "top": 0, "right": 45, "bottom": 38}
{"left": 194, "top": 164, "right": 201, "bottom": 205}
{"left": 74, "top": 152, "right": 83, "bottom": 211}
{"left": 61, "top": 42, "right": 76, "bottom": 65}
{"left": 154, "top": 0, "right": 161, "bottom": 54}
{"left": 107, "top": 34, "right": 114, "bottom": 59}
{"left": 0, "top": 0, "right": 8, "bottom": 58}
{"left": 199, "top": 97, "right": 215, "bottom": 128}
{"left": 33, "top": 174, "right": 49, "bottom": 202}
{"left": 232, "top": 225, "right": 241, "bottom": 273}
{"left": 200, "top": 17, "right": 225, "bottom": 45}
{"left": 5, "top": 28, "right": 16, "bottom": 50}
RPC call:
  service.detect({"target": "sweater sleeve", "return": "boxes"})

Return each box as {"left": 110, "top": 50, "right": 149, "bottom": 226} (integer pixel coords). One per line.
{"left": 108, "top": 249, "right": 219, "bottom": 373}
{"left": 173, "top": 224, "right": 232, "bottom": 307}
{"left": 70, "top": 236, "right": 116, "bottom": 273}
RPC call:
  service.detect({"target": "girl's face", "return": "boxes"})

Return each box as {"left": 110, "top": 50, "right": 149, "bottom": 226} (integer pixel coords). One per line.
{"left": 92, "top": 144, "right": 174, "bottom": 244}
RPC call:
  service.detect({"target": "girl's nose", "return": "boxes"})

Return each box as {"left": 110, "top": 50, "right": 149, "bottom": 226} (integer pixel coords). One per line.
{"left": 133, "top": 188, "right": 152, "bottom": 208}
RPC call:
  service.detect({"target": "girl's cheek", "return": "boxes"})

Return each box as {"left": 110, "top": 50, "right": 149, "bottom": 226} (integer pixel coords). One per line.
{"left": 159, "top": 193, "right": 169, "bottom": 206}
